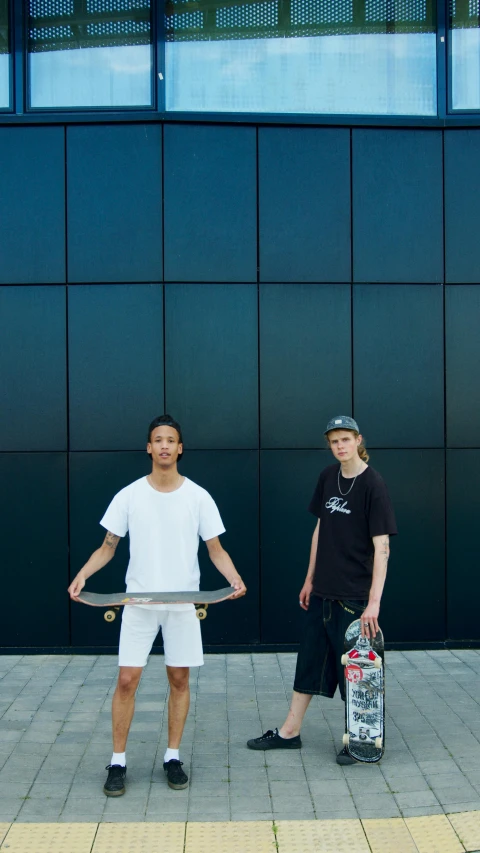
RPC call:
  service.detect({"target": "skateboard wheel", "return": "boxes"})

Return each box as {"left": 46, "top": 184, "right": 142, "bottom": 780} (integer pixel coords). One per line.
{"left": 342, "top": 733, "right": 350, "bottom": 746}
{"left": 196, "top": 608, "right": 207, "bottom": 620}
{"left": 104, "top": 610, "right": 116, "bottom": 623}
{"left": 374, "top": 658, "right": 382, "bottom": 669}
{"left": 341, "top": 654, "right": 348, "bottom": 666}
{"left": 375, "top": 737, "right": 383, "bottom": 748}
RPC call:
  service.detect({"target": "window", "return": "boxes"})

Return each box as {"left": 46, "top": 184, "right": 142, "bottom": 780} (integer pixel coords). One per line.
{"left": 28, "top": 0, "right": 153, "bottom": 109}
{"left": 450, "top": 0, "right": 480, "bottom": 110}
{"left": 165, "top": 0, "right": 437, "bottom": 114}
{"left": 0, "top": 0, "right": 10, "bottom": 109}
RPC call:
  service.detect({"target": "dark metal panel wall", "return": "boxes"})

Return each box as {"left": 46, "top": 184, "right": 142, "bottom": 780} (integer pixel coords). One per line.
{"left": 0, "top": 286, "right": 67, "bottom": 451}
{"left": 69, "top": 452, "right": 150, "bottom": 648}
{"left": 352, "top": 130, "right": 444, "bottom": 283}
{"left": 67, "top": 125, "right": 163, "bottom": 284}
{"left": 353, "top": 285, "right": 444, "bottom": 448}
{"left": 0, "top": 453, "right": 69, "bottom": 647}
{"left": 373, "top": 450, "right": 445, "bottom": 642}
{"left": 446, "top": 451, "right": 480, "bottom": 640}
{"left": 68, "top": 285, "right": 164, "bottom": 451}
{"left": 0, "top": 127, "right": 65, "bottom": 284}
{"left": 163, "top": 125, "right": 257, "bottom": 282}
{"left": 446, "top": 286, "right": 480, "bottom": 448}
{"left": 445, "top": 131, "right": 480, "bottom": 284}
{"left": 258, "top": 128, "right": 351, "bottom": 282}
{"left": 1, "top": 123, "right": 480, "bottom": 649}
{"left": 259, "top": 284, "right": 351, "bottom": 448}
{"left": 165, "top": 284, "right": 258, "bottom": 449}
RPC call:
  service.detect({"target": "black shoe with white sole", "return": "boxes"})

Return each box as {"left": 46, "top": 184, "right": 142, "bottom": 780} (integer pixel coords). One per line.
{"left": 163, "top": 759, "right": 189, "bottom": 790}
{"left": 103, "top": 764, "right": 127, "bottom": 796}
{"left": 247, "top": 727, "right": 302, "bottom": 750}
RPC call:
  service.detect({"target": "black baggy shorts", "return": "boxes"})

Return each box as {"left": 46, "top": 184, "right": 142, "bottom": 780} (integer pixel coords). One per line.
{"left": 293, "top": 595, "right": 367, "bottom": 701}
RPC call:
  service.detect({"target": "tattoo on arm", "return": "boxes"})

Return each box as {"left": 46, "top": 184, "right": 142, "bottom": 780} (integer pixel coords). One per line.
{"left": 104, "top": 531, "right": 120, "bottom": 550}
{"left": 381, "top": 535, "right": 390, "bottom": 570}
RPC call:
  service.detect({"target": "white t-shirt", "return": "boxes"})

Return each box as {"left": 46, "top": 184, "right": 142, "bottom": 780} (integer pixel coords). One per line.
{"left": 100, "top": 476, "right": 225, "bottom": 609}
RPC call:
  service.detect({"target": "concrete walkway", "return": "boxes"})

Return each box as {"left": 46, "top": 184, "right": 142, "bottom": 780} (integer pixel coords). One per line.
{"left": 1, "top": 649, "right": 480, "bottom": 847}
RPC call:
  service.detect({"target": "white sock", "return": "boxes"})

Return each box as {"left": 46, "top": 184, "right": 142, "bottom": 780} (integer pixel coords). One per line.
{"left": 164, "top": 748, "right": 180, "bottom": 763}
{"left": 111, "top": 752, "right": 126, "bottom": 767}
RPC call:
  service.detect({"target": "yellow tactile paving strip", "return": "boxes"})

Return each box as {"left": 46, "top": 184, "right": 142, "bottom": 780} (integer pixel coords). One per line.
{"left": 449, "top": 811, "right": 480, "bottom": 852}
{"left": 0, "top": 823, "right": 98, "bottom": 853}
{"left": 275, "top": 818, "right": 370, "bottom": 852}
{"left": 93, "top": 822, "right": 185, "bottom": 853}
{"left": 185, "top": 821, "right": 273, "bottom": 853}
{"left": 363, "top": 817, "right": 419, "bottom": 853}
{"left": 2, "top": 813, "right": 480, "bottom": 853}
{"left": 405, "top": 815, "right": 465, "bottom": 853}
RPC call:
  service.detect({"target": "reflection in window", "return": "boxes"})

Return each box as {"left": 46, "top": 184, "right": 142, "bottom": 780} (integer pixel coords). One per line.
{"left": 28, "top": 0, "right": 153, "bottom": 108}
{"left": 451, "top": 0, "right": 480, "bottom": 109}
{"left": 165, "top": 0, "right": 437, "bottom": 114}
{"left": 0, "top": 0, "right": 9, "bottom": 109}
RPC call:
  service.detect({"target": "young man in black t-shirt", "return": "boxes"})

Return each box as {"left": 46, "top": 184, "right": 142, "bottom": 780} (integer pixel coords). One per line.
{"left": 247, "top": 415, "right": 397, "bottom": 765}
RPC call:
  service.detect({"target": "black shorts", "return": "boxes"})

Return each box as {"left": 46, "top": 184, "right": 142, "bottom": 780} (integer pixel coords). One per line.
{"left": 293, "top": 595, "right": 367, "bottom": 701}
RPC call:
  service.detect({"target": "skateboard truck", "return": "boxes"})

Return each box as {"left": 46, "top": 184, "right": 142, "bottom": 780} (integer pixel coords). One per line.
{"left": 342, "top": 732, "right": 383, "bottom": 749}
{"left": 341, "top": 652, "right": 382, "bottom": 669}
{"left": 103, "top": 604, "right": 209, "bottom": 622}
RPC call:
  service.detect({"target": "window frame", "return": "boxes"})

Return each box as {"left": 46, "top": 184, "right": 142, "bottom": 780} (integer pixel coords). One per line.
{"left": 23, "top": 0, "right": 159, "bottom": 113}
{"left": 0, "top": 0, "right": 478, "bottom": 123}
{"left": 447, "top": 0, "right": 480, "bottom": 114}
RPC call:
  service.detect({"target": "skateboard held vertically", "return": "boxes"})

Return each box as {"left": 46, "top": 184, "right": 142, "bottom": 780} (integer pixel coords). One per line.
{"left": 341, "top": 619, "right": 385, "bottom": 763}
{"left": 76, "top": 586, "right": 236, "bottom": 622}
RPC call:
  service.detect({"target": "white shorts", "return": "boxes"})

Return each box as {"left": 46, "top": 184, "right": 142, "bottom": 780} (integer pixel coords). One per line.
{"left": 118, "top": 606, "right": 204, "bottom": 669}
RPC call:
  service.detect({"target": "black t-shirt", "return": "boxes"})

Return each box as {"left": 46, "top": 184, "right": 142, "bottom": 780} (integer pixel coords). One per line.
{"left": 308, "top": 464, "right": 397, "bottom": 600}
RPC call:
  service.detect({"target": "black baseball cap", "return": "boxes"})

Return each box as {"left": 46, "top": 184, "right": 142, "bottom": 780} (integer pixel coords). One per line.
{"left": 324, "top": 416, "right": 359, "bottom": 435}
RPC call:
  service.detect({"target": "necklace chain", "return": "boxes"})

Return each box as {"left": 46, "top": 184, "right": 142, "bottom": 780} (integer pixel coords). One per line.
{"left": 337, "top": 467, "right": 358, "bottom": 497}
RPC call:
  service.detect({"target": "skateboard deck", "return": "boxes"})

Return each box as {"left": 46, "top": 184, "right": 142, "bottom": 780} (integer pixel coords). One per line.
{"left": 341, "top": 619, "right": 385, "bottom": 763}
{"left": 76, "top": 587, "right": 236, "bottom": 622}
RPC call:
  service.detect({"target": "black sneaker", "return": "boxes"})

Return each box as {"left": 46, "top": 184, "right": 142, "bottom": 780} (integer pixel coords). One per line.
{"left": 336, "top": 746, "right": 356, "bottom": 765}
{"left": 103, "top": 764, "right": 126, "bottom": 796}
{"left": 163, "top": 759, "right": 189, "bottom": 790}
{"left": 247, "top": 727, "right": 302, "bottom": 750}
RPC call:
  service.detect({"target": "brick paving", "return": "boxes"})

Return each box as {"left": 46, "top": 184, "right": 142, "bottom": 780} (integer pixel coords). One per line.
{"left": 1, "top": 650, "right": 480, "bottom": 823}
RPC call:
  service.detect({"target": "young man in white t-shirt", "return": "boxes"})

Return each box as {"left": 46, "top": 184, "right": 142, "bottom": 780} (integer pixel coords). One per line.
{"left": 68, "top": 415, "right": 246, "bottom": 797}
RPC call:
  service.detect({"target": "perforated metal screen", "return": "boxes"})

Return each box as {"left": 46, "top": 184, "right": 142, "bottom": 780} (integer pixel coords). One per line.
{"left": 451, "top": 0, "right": 480, "bottom": 27}
{"left": 165, "top": 0, "right": 435, "bottom": 42}
{"left": 28, "top": 0, "right": 151, "bottom": 53}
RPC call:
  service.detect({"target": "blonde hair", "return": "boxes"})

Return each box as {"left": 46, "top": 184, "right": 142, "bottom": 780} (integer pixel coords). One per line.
{"left": 357, "top": 435, "right": 369, "bottom": 463}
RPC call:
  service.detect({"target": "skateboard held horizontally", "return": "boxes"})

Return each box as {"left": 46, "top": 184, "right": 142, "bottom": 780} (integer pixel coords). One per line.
{"left": 76, "top": 587, "right": 236, "bottom": 622}
{"left": 340, "top": 619, "right": 385, "bottom": 763}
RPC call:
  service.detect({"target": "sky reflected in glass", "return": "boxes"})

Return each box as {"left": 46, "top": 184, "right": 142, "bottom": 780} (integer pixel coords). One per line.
{"left": 29, "top": 45, "right": 152, "bottom": 108}
{"left": 0, "top": 54, "right": 8, "bottom": 108}
{"left": 451, "top": 29, "right": 480, "bottom": 110}
{"left": 166, "top": 32, "right": 437, "bottom": 115}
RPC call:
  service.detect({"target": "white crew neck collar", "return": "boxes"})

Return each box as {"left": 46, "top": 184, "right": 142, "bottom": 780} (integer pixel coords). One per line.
{"left": 145, "top": 475, "right": 187, "bottom": 495}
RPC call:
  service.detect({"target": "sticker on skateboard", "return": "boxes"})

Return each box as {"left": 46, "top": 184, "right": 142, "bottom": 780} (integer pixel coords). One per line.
{"left": 76, "top": 587, "right": 236, "bottom": 622}
{"left": 341, "top": 619, "right": 385, "bottom": 763}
